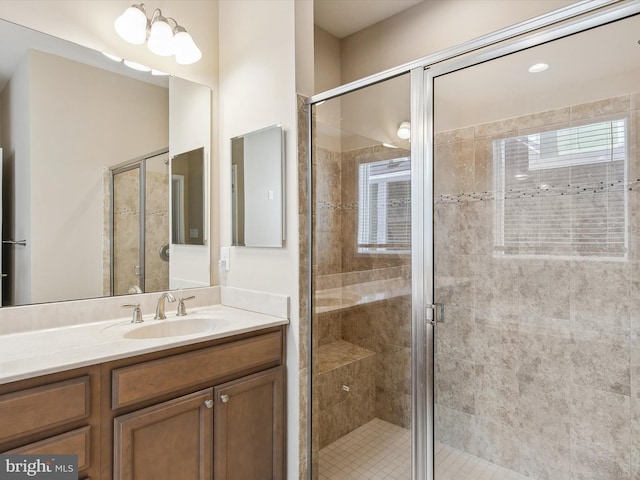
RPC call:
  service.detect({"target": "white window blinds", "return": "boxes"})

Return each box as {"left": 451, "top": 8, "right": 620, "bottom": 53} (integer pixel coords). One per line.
{"left": 494, "top": 119, "right": 627, "bottom": 258}
{"left": 358, "top": 157, "right": 411, "bottom": 254}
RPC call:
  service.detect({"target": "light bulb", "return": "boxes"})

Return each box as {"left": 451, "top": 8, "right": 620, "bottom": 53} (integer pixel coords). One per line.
{"left": 397, "top": 121, "right": 411, "bottom": 140}
{"left": 114, "top": 5, "right": 147, "bottom": 45}
{"left": 174, "top": 30, "right": 202, "bottom": 65}
{"left": 147, "top": 17, "right": 175, "bottom": 56}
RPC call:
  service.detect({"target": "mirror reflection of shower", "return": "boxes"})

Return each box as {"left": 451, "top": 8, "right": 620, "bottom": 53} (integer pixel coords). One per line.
{"left": 108, "top": 149, "right": 170, "bottom": 296}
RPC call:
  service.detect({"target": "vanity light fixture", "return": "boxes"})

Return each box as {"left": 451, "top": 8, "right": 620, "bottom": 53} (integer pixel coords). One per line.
{"left": 397, "top": 121, "right": 411, "bottom": 140}
{"left": 114, "top": 3, "right": 202, "bottom": 65}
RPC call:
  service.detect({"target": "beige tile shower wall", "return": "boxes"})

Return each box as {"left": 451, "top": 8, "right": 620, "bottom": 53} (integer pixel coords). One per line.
{"left": 434, "top": 93, "right": 640, "bottom": 479}
{"left": 313, "top": 146, "right": 343, "bottom": 277}
{"left": 311, "top": 140, "right": 413, "bottom": 471}
{"left": 113, "top": 169, "right": 141, "bottom": 296}
{"left": 144, "top": 169, "right": 169, "bottom": 293}
{"left": 102, "top": 168, "right": 169, "bottom": 296}
{"left": 341, "top": 297, "right": 412, "bottom": 428}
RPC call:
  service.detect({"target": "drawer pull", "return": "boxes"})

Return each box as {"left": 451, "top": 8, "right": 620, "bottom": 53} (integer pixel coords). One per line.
{"left": 204, "top": 400, "right": 214, "bottom": 409}
{"left": 220, "top": 394, "right": 229, "bottom": 403}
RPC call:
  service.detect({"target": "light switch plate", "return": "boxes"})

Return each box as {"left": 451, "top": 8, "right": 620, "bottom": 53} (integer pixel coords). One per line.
{"left": 220, "top": 247, "right": 230, "bottom": 271}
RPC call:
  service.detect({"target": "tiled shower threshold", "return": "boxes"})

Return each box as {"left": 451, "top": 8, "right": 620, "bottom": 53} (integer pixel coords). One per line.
{"left": 318, "top": 418, "right": 530, "bottom": 480}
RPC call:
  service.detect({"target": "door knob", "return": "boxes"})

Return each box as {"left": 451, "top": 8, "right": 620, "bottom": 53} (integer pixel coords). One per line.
{"left": 204, "top": 400, "right": 214, "bottom": 409}
{"left": 220, "top": 394, "right": 229, "bottom": 403}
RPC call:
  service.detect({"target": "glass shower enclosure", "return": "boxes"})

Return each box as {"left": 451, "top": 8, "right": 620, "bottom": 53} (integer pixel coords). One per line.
{"left": 109, "top": 149, "right": 170, "bottom": 296}
{"left": 307, "top": 2, "right": 640, "bottom": 479}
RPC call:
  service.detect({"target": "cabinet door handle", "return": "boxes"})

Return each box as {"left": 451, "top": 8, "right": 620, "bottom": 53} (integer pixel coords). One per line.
{"left": 204, "top": 400, "right": 214, "bottom": 409}
{"left": 220, "top": 394, "right": 229, "bottom": 403}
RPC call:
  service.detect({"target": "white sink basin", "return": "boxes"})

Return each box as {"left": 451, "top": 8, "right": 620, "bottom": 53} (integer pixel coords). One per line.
{"left": 123, "top": 317, "right": 225, "bottom": 339}
{"left": 102, "top": 316, "right": 228, "bottom": 339}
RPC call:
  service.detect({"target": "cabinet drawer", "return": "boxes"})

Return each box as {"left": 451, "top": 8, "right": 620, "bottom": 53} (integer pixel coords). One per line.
{"left": 112, "top": 331, "right": 282, "bottom": 409}
{"left": 5, "top": 426, "right": 91, "bottom": 472}
{"left": 0, "top": 376, "right": 90, "bottom": 443}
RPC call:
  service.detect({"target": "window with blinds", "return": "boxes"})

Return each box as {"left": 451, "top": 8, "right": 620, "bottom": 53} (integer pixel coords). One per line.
{"left": 357, "top": 157, "right": 411, "bottom": 254}
{"left": 494, "top": 119, "right": 627, "bottom": 258}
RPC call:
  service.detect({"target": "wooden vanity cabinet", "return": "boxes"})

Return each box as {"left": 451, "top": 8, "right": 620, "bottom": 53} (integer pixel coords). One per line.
{"left": 104, "top": 326, "right": 286, "bottom": 480}
{"left": 0, "top": 366, "right": 101, "bottom": 480}
{"left": 214, "top": 367, "right": 284, "bottom": 480}
{"left": 113, "top": 388, "right": 214, "bottom": 480}
{"left": 0, "top": 325, "right": 285, "bottom": 480}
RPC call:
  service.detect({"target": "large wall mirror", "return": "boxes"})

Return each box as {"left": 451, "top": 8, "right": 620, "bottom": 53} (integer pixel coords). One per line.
{"left": 231, "top": 125, "right": 284, "bottom": 248}
{"left": 0, "top": 18, "right": 212, "bottom": 307}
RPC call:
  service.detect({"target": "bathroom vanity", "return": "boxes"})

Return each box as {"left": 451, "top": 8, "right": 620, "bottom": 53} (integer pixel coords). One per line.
{"left": 0, "top": 307, "right": 287, "bottom": 480}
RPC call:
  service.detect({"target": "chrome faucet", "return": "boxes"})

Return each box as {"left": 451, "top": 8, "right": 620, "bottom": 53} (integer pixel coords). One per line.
{"left": 154, "top": 292, "right": 176, "bottom": 319}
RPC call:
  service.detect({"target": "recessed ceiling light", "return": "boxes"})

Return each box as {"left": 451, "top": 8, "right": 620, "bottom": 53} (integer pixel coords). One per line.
{"left": 528, "top": 63, "right": 549, "bottom": 73}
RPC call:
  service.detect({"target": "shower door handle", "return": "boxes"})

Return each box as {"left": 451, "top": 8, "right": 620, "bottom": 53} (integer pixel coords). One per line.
{"left": 134, "top": 265, "right": 142, "bottom": 277}
{"left": 3, "top": 239, "right": 26, "bottom": 246}
{"left": 426, "top": 303, "right": 444, "bottom": 325}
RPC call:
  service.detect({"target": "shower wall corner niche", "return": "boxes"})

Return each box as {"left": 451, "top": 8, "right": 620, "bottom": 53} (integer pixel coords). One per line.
{"left": 0, "top": 17, "right": 213, "bottom": 307}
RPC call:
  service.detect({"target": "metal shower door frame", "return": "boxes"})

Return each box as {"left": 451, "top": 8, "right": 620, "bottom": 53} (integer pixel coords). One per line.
{"left": 305, "top": 2, "right": 640, "bottom": 479}
{"left": 110, "top": 161, "right": 146, "bottom": 296}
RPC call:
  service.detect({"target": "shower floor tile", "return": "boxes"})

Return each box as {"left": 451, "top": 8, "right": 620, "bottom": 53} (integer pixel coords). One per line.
{"left": 318, "top": 418, "right": 411, "bottom": 480}
{"left": 318, "top": 418, "right": 531, "bottom": 480}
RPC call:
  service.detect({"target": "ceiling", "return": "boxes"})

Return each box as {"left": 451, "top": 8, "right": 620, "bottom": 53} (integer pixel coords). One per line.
{"left": 314, "top": 0, "right": 425, "bottom": 38}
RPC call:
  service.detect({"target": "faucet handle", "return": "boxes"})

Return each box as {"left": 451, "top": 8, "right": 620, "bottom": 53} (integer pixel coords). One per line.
{"left": 176, "top": 296, "right": 196, "bottom": 316}
{"left": 122, "top": 303, "right": 143, "bottom": 324}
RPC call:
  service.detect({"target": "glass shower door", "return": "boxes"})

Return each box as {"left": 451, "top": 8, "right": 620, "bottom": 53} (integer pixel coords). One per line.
{"left": 310, "top": 73, "right": 416, "bottom": 480}
{"left": 431, "top": 12, "right": 640, "bottom": 480}
{"left": 110, "top": 150, "right": 170, "bottom": 296}
{"left": 111, "top": 164, "right": 142, "bottom": 295}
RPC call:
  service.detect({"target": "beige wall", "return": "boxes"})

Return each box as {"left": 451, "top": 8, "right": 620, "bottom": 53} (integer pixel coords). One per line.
{"left": 218, "top": 2, "right": 313, "bottom": 477}
{"left": 340, "top": 0, "right": 575, "bottom": 84}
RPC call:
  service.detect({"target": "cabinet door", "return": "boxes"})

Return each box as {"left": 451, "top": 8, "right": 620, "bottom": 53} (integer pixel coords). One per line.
{"left": 214, "top": 366, "right": 284, "bottom": 480}
{"left": 114, "top": 388, "right": 213, "bottom": 480}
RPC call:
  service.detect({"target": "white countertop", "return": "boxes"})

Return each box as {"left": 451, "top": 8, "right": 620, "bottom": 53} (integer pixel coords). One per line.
{"left": 0, "top": 305, "right": 288, "bottom": 385}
